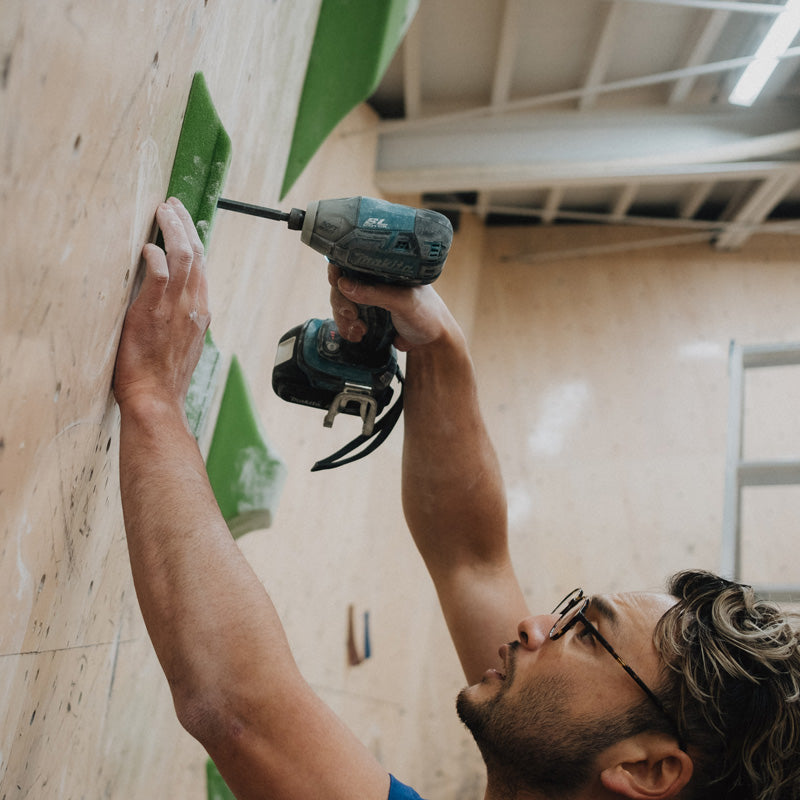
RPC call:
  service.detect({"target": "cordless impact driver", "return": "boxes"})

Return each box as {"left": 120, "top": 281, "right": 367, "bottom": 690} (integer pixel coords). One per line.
{"left": 217, "top": 195, "right": 453, "bottom": 468}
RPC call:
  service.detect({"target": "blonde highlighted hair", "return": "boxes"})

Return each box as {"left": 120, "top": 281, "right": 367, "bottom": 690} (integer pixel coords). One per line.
{"left": 654, "top": 571, "right": 800, "bottom": 800}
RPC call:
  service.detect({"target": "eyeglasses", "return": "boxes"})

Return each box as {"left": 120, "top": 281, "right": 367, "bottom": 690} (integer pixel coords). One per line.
{"left": 550, "top": 588, "right": 682, "bottom": 743}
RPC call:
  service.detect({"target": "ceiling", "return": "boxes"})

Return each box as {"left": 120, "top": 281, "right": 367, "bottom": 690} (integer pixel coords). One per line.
{"left": 368, "top": 0, "right": 800, "bottom": 253}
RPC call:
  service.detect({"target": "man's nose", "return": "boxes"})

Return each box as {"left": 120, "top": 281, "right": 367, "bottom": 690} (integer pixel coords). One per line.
{"left": 517, "top": 614, "right": 559, "bottom": 650}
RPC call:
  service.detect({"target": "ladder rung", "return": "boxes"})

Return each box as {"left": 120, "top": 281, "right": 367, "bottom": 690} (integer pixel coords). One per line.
{"left": 741, "top": 343, "right": 800, "bottom": 368}
{"left": 738, "top": 459, "right": 800, "bottom": 486}
{"left": 751, "top": 585, "right": 800, "bottom": 602}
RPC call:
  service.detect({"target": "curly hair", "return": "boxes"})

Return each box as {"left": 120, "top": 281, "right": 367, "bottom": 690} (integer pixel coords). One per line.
{"left": 653, "top": 570, "right": 800, "bottom": 800}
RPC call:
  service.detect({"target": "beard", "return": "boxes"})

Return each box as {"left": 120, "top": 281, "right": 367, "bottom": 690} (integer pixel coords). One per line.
{"left": 456, "top": 653, "right": 650, "bottom": 797}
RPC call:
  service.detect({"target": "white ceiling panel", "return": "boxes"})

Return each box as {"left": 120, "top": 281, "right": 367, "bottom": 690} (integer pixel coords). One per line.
{"left": 369, "top": 0, "right": 800, "bottom": 249}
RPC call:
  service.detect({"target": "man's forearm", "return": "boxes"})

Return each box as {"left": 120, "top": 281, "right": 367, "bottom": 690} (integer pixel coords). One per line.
{"left": 401, "top": 323, "right": 508, "bottom": 571}
{"left": 118, "top": 398, "right": 296, "bottom": 725}
{"left": 401, "top": 320, "right": 530, "bottom": 683}
{"left": 119, "top": 398, "right": 392, "bottom": 799}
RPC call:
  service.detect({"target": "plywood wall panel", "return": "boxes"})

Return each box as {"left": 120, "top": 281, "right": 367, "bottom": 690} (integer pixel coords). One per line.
{"left": 469, "top": 225, "right": 800, "bottom": 609}
{"left": 1, "top": 1, "right": 323, "bottom": 797}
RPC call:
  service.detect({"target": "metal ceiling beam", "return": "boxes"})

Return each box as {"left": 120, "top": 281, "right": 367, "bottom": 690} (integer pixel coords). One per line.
{"left": 378, "top": 159, "right": 799, "bottom": 195}
{"left": 429, "top": 198, "right": 800, "bottom": 233}
{"left": 475, "top": 192, "right": 492, "bottom": 220}
{"left": 580, "top": 1, "right": 623, "bottom": 110}
{"left": 714, "top": 169, "right": 800, "bottom": 248}
{"left": 431, "top": 199, "right": 722, "bottom": 229}
{"left": 379, "top": 47, "right": 800, "bottom": 132}
{"left": 423, "top": 199, "right": 800, "bottom": 262}
{"left": 615, "top": 0, "right": 786, "bottom": 14}
{"left": 611, "top": 183, "right": 641, "bottom": 219}
{"left": 377, "top": 104, "right": 800, "bottom": 194}
{"left": 679, "top": 181, "right": 716, "bottom": 218}
{"left": 542, "top": 187, "right": 565, "bottom": 224}
{"left": 490, "top": 0, "right": 522, "bottom": 106}
{"left": 476, "top": 0, "right": 524, "bottom": 221}
{"left": 401, "top": 14, "right": 422, "bottom": 119}
{"left": 669, "top": 9, "right": 731, "bottom": 104}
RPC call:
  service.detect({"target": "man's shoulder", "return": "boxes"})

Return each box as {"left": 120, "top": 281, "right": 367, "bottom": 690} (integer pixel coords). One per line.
{"left": 388, "top": 774, "right": 429, "bottom": 800}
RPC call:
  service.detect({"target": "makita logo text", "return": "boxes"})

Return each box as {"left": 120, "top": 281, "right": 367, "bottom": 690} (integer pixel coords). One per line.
{"left": 351, "top": 252, "right": 411, "bottom": 273}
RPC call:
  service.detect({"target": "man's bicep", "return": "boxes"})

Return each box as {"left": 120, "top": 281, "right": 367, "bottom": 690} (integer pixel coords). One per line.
{"left": 434, "top": 560, "right": 530, "bottom": 686}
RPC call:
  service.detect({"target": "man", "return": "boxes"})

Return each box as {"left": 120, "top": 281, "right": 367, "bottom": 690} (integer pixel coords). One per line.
{"left": 115, "top": 199, "right": 800, "bottom": 800}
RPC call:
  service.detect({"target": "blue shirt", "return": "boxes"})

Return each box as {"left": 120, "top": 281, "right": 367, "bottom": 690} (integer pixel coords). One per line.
{"left": 388, "top": 774, "right": 427, "bottom": 800}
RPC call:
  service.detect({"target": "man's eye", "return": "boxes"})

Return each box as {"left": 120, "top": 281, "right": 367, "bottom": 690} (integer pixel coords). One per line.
{"left": 577, "top": 625, "right": 596, "bottom": 644}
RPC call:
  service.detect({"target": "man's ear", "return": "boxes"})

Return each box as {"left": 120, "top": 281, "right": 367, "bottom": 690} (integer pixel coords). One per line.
{"left": 599, "top": 733, "right": 693, "bottom": 799}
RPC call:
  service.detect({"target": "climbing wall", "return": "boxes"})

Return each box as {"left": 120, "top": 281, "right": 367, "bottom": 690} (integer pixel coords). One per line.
{"left": 0, "top": 2, "right": 325, "bottom": 797}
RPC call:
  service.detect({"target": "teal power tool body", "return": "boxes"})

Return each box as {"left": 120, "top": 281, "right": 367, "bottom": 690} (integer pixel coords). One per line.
{"left": 217, "top": 196, "right": 453, "bottom": 469}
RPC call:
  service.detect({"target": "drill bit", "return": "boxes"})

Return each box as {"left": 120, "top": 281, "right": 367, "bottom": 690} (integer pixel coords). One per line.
{"left": 217, "top": 198, "right": 305, "bottom": 229}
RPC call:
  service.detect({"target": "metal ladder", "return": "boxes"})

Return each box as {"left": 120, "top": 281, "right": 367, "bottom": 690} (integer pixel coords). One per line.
{"left": 722, "top": 341, "right": 800, "bottom": 601}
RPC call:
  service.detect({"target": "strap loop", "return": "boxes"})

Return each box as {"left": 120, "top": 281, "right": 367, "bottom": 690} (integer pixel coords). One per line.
{"left": 311, "top": 367, "right": 404, "bottom": 471}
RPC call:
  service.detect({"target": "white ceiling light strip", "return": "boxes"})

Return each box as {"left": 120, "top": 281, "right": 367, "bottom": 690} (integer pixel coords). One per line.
{"left": 729, "top": 0, "right": 800, "bottom": 106}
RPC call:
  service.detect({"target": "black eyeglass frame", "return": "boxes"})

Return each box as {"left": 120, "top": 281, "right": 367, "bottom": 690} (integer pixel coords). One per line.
{"left": 550, "top": 588, "right": 683, "bottom": 747}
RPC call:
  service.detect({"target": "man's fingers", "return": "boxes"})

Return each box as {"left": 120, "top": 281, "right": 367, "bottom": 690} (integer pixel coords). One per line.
{"left": 338, "top": 278, "right": 447, "bottom": 350}
{"left": 337, "top": 276, "right": 404, "bottom": 312}
{"left": 329, "top": 281, "right": 358, "bottom": 320}
{"left": 327, "top": 263, "right": 341, "bottom": 287}
{"left": 328, "top": 264, "right": 445, "bottom": 348}
{"left": 168, "top": 197, "right": 205, "bottom": 264}
{"left": 138, "top": 242, "right": 170, "bottom": 309}
{"left": 167, "top": 198, "right": 207, "bottom": 304}
{"left": 327, "top": 264, "right": 364, "bottom": 340}
{"left": 156, "top": 201, "right": 195, "bottom": 295}
{"left": 328, "top": 264, "right": 356, "bottom": 319}
{"left": 136, "top": 199, "right": 208, "bottom": 319}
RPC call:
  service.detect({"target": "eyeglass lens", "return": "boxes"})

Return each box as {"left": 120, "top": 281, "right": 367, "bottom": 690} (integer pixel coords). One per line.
{"left": 550, "top": 588, "right": 585, "bottom": 638}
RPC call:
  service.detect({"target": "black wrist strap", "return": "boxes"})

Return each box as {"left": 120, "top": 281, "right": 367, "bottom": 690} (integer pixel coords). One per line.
{"left": 311, "top": 367, "right": 405, "bottom": 472}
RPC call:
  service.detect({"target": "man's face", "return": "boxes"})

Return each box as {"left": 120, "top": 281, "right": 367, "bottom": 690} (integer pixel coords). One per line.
{"left": 457, "top": 591, "right": 675, "bottom": 795}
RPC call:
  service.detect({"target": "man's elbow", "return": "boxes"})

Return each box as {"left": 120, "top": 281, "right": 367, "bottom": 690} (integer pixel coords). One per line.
{"left": 173, "top": 689, "right": 233, "bottom": 748}
{"left": 171, "top": 680, "right": 292, "bottom": 754}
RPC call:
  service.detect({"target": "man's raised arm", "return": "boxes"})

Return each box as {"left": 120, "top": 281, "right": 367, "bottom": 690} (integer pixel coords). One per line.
{"left": 331, "top": 270, "right": 530, "bottom": 684}
{"left": 114, "top": 200, "right": 389, "bottom": 800}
